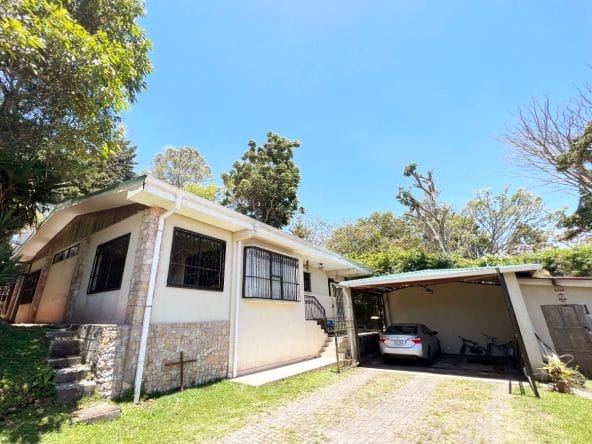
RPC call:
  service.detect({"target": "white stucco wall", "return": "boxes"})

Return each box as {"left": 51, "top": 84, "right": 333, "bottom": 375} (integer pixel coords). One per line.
{"left": 14, "top": 258, "right": 48, "bottom": 323}
{"left": 35, "top": 253, "right": 78, "bottom": 323}
{"left": 236, "top": 241, "right": 327, "bottom": 374}
{"left": 386, "top": 282, "right": 514, "bottom": 354}
{"left": 519, "top": 278, "right": 592, "bottom": 353}
{"left": 151, "top": 214, "right": 233, "bottom": 323}
{"left": 305, "top": 268, "right": 343, "bottom": 316}
{"left": 71, "top": 212, "right": 143, "bottom": 323}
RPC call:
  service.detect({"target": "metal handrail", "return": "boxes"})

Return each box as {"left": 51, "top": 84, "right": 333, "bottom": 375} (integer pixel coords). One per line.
{"left": 305, "top": 295, "right": 326, "bottom": 321}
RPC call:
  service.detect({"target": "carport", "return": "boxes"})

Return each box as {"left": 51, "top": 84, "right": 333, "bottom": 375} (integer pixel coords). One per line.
{"left": 338, "top": 265, "right": 545, "bottom": 386}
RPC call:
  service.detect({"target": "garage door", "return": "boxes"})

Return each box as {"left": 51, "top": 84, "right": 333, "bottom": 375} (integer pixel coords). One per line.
{"left": 541, "top": 304, "right": 592, "bottom": 377}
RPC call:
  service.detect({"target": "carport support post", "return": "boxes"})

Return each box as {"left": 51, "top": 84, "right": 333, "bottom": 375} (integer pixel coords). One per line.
{"left": 341, "top": 287, "right": 360, "bottom": 365}
{"left": 499, "top": 272, "right": 543, "bottom": 390}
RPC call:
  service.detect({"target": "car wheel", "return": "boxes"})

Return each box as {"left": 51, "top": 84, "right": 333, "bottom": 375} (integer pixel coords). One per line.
{"left": 426, "top": 347, "right": 433, "bottom": 365}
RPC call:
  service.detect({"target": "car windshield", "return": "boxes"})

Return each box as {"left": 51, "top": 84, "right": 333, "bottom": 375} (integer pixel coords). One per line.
{"left": 385, "top": 325, "right": 417, "bottom": 335}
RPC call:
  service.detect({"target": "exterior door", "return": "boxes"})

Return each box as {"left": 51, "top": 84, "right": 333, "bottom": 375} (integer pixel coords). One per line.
{"left": 541, "top": 304, "right": 592, "bottom": 377}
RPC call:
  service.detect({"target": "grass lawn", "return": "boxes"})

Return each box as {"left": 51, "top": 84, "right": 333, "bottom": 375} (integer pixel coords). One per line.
{"left": 504, "top": 384, "right": 592, "bottom": 443}
{"left": 1, "top": 367, "right": 352, "bottom": 444}
{"left": 0, "top": 321, "right": 54, "bottom": 418}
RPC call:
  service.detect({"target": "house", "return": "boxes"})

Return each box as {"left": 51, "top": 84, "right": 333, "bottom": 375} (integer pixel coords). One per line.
{"left": 0, "top": 175, "right": 370, "bottom": 400}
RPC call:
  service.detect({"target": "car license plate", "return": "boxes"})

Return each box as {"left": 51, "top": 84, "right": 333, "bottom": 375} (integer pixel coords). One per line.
{"left": 393, "top": 340, "right": 406, "bottom": 346}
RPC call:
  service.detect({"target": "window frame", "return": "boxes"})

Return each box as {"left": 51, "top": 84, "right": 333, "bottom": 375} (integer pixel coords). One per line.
{"left": 303, "top": 272, "right": 312, "bottom": 293}
{"left": 242, "top": 246, "right": 300, "bottom": 302}
{"left": 87, "top": 233, "right": 131, "bottom": 294}
{"left": 52, "top": 244, "right": 80, "bottom": 264}
{"left": 166, "top": 227, "right": 226, "bottom": 292}
{"left": 19, "top": 270, "right": 41, "bottom": 305}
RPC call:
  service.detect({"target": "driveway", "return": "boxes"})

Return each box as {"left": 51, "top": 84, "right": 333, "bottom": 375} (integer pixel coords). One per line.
{"left": 224, "top": 367, "right": 510, "bottom": 443}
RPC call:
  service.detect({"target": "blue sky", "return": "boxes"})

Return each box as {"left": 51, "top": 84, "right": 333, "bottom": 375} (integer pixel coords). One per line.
{"left": 123, "top": 0, "right": 592, "bottom": 224}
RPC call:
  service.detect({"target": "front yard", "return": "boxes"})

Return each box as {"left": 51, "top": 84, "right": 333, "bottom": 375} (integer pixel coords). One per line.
{"left": 1, "top": 345, "right": 591, "bottom": 443}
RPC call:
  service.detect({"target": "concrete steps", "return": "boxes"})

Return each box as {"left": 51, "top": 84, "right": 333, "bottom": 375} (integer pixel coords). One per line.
{"left": 48, "top": 356, "right": 82, "bottom": 369}
{"left": 46, "top": 327, "right": 96, "bottom": 403}
{"left": 55, "top": 380, "right": 97, "bottom": 403}
{"left": 72, "top": 402, "right": 121, "bottom": 424}
{"left": 54, "top": 365, "right": 91, "bottom": 384}
{"left": 48, "top": 338, "right": 82, "bottom": 358}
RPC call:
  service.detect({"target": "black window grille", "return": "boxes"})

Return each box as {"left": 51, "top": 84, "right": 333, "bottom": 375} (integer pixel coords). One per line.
{"left": 243, "top": 247, "right": 299, "bottom": 301}
{"left": 167, "top": 228, "right": 226, "bottom": 291}
{"left": 88, "top": 234, "right": 130, "bottom": 294}
{"left": 303, "top": 272, "right": 311, "bottom": 292}
{"left": 53, "top": 244, "right": 80, "bottom": 264}
{"left": 20, "top": 270, "right": 41, "bottom": 304}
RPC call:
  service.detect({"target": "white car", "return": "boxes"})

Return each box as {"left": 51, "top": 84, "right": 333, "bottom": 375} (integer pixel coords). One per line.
{"left": 379, "top": 323, "right": 441, "bottom": 363}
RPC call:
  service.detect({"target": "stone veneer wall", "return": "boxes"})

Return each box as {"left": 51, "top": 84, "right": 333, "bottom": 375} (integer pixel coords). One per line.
{"left": 78, "top": 324, "right": 131, "bottom": 399}
{"left": 143, "top": 321, "right": 230, "bottom": 394}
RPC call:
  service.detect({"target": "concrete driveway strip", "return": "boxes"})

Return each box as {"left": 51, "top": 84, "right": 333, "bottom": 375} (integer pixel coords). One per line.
{"left": 223, "top": 368, "right": 509, "bottom": 444}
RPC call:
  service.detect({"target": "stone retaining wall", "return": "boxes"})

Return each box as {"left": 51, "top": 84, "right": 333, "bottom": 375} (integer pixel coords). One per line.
{"left": 143, "top": 321, "right": 230, "bottom": 394}
{"left": 78, "top": 324, "right": 131, "bottom": 398}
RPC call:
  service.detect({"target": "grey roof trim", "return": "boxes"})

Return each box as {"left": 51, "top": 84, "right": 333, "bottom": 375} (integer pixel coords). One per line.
{"left": 340, "top": 264, "right": 542, "bottom": 288}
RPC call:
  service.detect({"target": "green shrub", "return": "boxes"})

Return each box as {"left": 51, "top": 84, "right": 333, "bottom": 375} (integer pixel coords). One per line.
{"left": 541, "top": 355, "right": 586, "bottom": 393}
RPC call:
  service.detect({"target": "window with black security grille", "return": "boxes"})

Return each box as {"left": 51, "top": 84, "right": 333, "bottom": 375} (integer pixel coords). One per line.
{"left": 167, "top": 228, "right": 226, "bottom": 291}
{"left": 20, "top": 270, "right": 41, "bottom": 304}
{"left": 88, "top": 234, "right": 131, "bottom": 294}
{"left": 243, "top": 247, "right": 299, "bottom": 301}
{"left": 303, "top": 272, "right": 311, "bottom": 292}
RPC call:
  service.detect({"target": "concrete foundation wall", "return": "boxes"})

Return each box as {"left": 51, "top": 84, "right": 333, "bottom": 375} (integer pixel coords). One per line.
{"left": 386, "top": 282, "right": 514, "bottom": 354}
{"left": 143, "top": 321, "right": 230, "bottom": 394}
{"left": 78, "top": 324, "right": 131, "bottom": 399}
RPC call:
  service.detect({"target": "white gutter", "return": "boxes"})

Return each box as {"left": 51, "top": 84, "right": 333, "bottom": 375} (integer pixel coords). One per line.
{"left": 231, "top": 240, "right": 243, "bottom": 378}
{"left": 133, "top": 191, "right": 182, "bottom": 404}
{"left": 229, "top": 230, "right": 256, "bottom": 378}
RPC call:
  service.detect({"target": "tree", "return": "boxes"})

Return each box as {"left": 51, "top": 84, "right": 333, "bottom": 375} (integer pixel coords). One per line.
{"left": 150, "top": 146, "right": 213, "bottom": 188}
{"left": 183, "top": 183, "right": 220, "bottom": 202}
{"left": 464, "top": 188, "right": 550, "bottom": 254}
{"left": 503, "top": 90, "right": 592, "bottom": 238}
{"left": 222, "top": 132, "right": 302, "bottom": 228}
{"left": 327, "top": 211, "right": 420, "bottom": 257}
{"left": 396, "top": 164, "right": 468, "bottom": 255}
{"left": 288, "top": 214, "right": 335, "bottom": 246}
{"left": 60, "top": 138, "right": 138, "bottom": 199}
{"left": 0, "top": 0, "right": 151, "bottom": 220}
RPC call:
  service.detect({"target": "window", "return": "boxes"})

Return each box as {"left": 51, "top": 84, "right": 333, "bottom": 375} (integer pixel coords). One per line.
{"left": 20, "top": 270, "right": 41, "bottom": 304}
{"left": 303, "top": 272, "right": 311, "bottom": 292}
{"left": 167, "top": 228, "right": 226, "bottom": 291}
{"left": 243, "top": 247, "right": 299, "bottom": 301}
{"left": 88, "top": 234, "right": 130, "bottom": 294}
{"left": 53, "top": 244, "right": 80, "bottom": 264}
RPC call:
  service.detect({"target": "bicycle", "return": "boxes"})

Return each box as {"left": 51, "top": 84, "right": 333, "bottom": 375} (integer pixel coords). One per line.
{"left": 458, "top": 336, "right": 487, "bottom": 356}
{"left": 483, "top": 334, "right": 514, "bottom": 358}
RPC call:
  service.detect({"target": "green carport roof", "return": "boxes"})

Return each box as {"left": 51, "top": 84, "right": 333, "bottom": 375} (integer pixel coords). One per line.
{"left": 339, "top": 264, "right": 542, "bottom": 291}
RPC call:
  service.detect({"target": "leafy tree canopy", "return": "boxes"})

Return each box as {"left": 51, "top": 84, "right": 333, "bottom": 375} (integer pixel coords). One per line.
{"left": 464, "top": 187, "right": 551, "bottom": 255}
{"left": 222, "top": 131, "right": 302, "bottom": 229}
{"left": 183, "top": 183, "right": 220, "bottom": 202}
{"left": 288, "top": 214, "right": 335, "bottom": 246}
{"left": 0, "top": 0, "right": 150, "bottom": 221}
{"left": 327, "top": 211, "right": 420, "bottom": 257}
{"left": 150, "top": 146, "right": 213, "bottom": 188}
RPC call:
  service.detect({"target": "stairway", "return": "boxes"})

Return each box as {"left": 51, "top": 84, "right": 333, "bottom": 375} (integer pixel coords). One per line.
{"left": 46, "top": 326, "right": 96, "bottom": 403}
{"left": 318, "top": 337, "right": 336, "bottom": 359}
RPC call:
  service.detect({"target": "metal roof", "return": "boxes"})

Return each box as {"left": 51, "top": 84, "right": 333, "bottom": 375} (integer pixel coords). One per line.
{"left": 340, "top": 264, "right": 542, "bottom": 289}
{"left": 16, "top": 175, "right": 370, "bottom": 276}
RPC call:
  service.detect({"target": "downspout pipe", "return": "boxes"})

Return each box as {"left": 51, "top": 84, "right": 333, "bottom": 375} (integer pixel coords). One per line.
{"left": 133, "top": 192, "right": 181, "bottom": 404}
